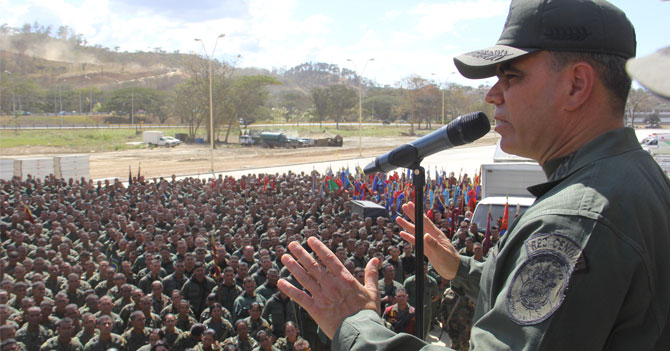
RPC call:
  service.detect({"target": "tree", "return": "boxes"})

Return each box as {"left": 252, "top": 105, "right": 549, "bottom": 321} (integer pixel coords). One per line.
{"left": 645, "top": 111, "right": 661, "bottom": 127}
{"left": 225, "top": 75, "right": 281, "bottom": 142}
{"left": 397, "top": 75, "right": 431, "bottom": 134}
{"left": 626, "top": 88, "right": 648, "bottom": 128}
{"left": 311, "top": 87, "right": 329, "bottom": 128}
{"left": 103, "top": 87, "right": 165, "bottom": 122}
{"left": 326, "top": 84, "right": 357, "bottom": 129}
{"left": 172, "top": 80, "right": 206, "bottom": 141}
{"left": 278, "top": 90, "right": 310, "bottom": 123}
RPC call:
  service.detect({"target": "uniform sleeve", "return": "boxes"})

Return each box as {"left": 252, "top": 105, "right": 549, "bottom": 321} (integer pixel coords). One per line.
{"left": 332, "top": 309, "right": 452, "bottom": 351}
{"left": 450, "top": 256, "right": 483, "bottom": 301}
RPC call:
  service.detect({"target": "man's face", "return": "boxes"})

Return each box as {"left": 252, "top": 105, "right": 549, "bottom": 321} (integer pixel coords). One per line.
{"left": 132, "top": 313, "right": 146, "bottom": 329}
{"left": 486, "top": 51, "right": 563, "bottom": 161}
{"left": 380, "top": 266, "right": 393, "bottom": 281}
{"left": 236, "top": 322, "right": 248, "bottom": 338}
{"left": 57, "top": 321, "right": 74, "bottom": 339}
{"left": 164, "top": 315, "right": 176, "bottom": 330}
{"left": 396, "top": 291, "right": 408, "bottom": 305}
{"left": 25, "top": 308, "right": 41, "bottom": 324}
{"left": 99, "top": 297, "right": 113, "bottom": 313}
{"left": 258, "top": 333, "right": 272, "bottom": 350}
{"left": 98, "top": 318, "right": 113, "bottom": 335}
{"left": 82, "top": 315, "right": 96, "bottom": 331}
{"left": 244, "top": 280, "right": 256, "bottom": 294}
{"left": 249, "top": 305, "right": 261, "bottom": 319}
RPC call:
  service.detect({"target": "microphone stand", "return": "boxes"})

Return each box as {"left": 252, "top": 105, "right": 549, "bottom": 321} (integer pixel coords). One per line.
{"left": 410, "top": 163, "right": 426, "bottom": 340}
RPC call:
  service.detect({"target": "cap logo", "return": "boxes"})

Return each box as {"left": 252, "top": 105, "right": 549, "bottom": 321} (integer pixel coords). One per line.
{"left": 543, "top": 27, "right": 591, "bottom": 42}
{"left": 464, "top": 49, "right": 515, "bottom": 62}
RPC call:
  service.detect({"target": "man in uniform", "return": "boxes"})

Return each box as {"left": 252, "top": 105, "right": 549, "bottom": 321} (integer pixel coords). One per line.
{"left": 15, "top": 307, "right": 51, "bottom": 351}
{"left": 40, "top": 318, "right": 84, "bottom": 351}
{"left": 83, "top": 315, "right": 126, "bottom": 351}
{"left": 277, "top": 0, "right": 670, "bottom": 350}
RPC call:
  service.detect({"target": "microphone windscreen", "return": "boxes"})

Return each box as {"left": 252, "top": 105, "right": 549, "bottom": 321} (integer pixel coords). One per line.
{"left": 446, "top": 111, "right": 490, "bottom": 145}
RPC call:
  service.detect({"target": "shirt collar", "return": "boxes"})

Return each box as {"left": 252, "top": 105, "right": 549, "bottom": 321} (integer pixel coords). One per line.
{"left": 528, "top": 128, "right": 640, "bottom": 198}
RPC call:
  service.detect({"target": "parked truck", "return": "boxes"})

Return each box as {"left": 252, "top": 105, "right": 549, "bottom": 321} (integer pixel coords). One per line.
{"left": 641, "top": 133, "right": 670, "bottom": 153}
{"left": 143, "top": 131, "right": 181, "bottom": 147}
{"left": 471, "top": 143, "right": 546, "bottom": 232}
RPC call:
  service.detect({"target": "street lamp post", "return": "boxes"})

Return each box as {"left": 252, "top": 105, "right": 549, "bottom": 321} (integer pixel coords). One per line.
{"left": 432, "top": 72, "right": 455, "bottom": 125}
{"left": 346, "top": 58, "right": 374, "bottom": 158}
{"left": 195, "top": 34, "right": 225, "bottom": 175}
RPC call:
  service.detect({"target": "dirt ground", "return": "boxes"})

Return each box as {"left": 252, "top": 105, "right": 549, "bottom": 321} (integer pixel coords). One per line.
{"left": 2, "top": 133, "right": 499, "bottom": 180}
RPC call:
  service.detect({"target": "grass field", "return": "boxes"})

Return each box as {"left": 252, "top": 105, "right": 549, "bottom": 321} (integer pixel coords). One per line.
{"left": 1, "top": 120, "right": 429, "bottom": 153}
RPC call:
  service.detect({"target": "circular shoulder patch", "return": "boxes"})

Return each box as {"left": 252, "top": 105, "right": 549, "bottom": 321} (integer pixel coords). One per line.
{"left": 506, "top": 252, "right": 569, "bottom": 325}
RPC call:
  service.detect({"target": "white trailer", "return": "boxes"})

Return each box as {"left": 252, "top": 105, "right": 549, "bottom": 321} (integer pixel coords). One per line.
{"left": 143, "top": 131, "right": 180, "bottom": 147}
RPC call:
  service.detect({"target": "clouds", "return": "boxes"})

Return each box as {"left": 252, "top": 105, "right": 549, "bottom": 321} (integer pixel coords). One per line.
{"left": 410, "top": 0, "right": 509, "bottom": 38}
{"left": 1, "top": 0, "right": 665, "bottom": 87}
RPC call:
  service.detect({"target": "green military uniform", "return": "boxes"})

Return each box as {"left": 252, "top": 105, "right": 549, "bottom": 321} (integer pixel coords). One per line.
{"left": 40, "top": 336, "right": 84, "bottom": 351}
{"left": 203, "top": 317, "right": 234, "bottom": 342}
{"left": 378, "top": 278, "right": 403, "bottom": 311}
{"left": 244, "top": 316, "right": 272, "bottom": 340}
{"left": 83, "top": 333, "right": 127, "bottom": 351}
{"left": 332, "top": 128, "right": 670, "bottom": 350}
{"left": 233, "top": 293, "right": 267, "bottom": 321}
{"left": 16, "top": 325, "right": 52, "bottom": 351}
{"left": 261, "top": 292, "right": 299, "bottom": 338}
{"left": 273, "top": 336, "right": 305, "bottom": 351}
{"left": 211, "top": 282, "right": 242, "bottom": 317}
{"left": 403, "top": 273, "right": 439, "bottom": 339}
{"left": 161, "top": 327, "right": 183, "bottom": 346}
{"left": 74, "top": 329, "right": 98, "bottom": 349}
{"left": 121, "top": 328, "right": 151, "bottom": 351}
{"left": 223, "top": 335, "right": 258, "bottom": 351}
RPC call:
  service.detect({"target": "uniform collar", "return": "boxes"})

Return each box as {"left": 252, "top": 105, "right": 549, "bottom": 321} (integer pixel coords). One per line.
{"left": 528, "top": 128, "right": 640, "bottom": 198}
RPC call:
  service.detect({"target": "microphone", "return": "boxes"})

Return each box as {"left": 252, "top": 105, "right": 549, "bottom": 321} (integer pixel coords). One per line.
{"left": 364, "top": 111, "right": 490, "bottom": 174}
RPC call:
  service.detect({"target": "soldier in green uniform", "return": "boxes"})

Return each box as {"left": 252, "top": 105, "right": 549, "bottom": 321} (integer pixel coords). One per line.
{"left": 121, "top": 311, "right": 150, "bottom": 351}
{"left": 202, "top": 303, "right": 234, "bottom": 342}
{"left": 15, "top": 307, "right": 52, "bottom": 351}
{"left": 83, "top": 315, "right": 126, "bottom": 351}
{"left": 273, "top": 322, "right": 304, "bottom": 351}
{"left": 277, "top": 1, "right": 670, "bottom": 350}
{"left": 40, "top": 318, "right": 83, "bottom": 351}
{"left": 402, "top": 262, "right": 439, "bottom": 340}
{"left": 74, "top": 313, "right": 98, "bottom": 348}
{"left": 223, "top": 320, "right": 258, "bottom": 351}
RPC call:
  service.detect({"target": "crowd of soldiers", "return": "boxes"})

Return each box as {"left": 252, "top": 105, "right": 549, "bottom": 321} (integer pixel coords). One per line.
{"left": 0, "top": 170, "right": 498, "bottom": 351}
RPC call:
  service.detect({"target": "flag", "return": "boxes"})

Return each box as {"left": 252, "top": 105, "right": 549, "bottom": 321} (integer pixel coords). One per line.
{"left": 24, "top": 204, "right": 34, "bottom": 224}
{"left": 467, "top": 188, "right": 477, "bottom": 210}
{"left": 515, "top": 203, "right": 521, "bottom": 219}
{"left": 396, "top": 193, "right": 405, "bottom": 213}
{"left": 311, "top": 173, "right": 316, "bottom": 194}
{"left": 209, "top": 233, "right": 221, "bottom": 282}
{"left": 327, "top": 178, "right": 339, "bottom": 191}
{"left": 501, "top": 195, "right": 509, "bottom": 234}
{"left": 483, "top": 205, "right": 493, "bottom": 255}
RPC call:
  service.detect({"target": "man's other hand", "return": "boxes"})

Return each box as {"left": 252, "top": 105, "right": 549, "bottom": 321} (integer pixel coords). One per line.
{"left": 278, "top": 237, "right": 381, "bottom": 339}
{"left": 396, "top": 201, "right": 460, "bottom": 280}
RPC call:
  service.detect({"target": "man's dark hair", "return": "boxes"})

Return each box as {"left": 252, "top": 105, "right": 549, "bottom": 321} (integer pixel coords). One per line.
{"left": 548, "top": 51, "right": 631, "bottom": 114}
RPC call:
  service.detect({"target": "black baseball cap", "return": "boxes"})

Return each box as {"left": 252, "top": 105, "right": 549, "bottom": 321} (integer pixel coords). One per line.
{"left": 454, "top": 0, "right": 636, "bottom": 79}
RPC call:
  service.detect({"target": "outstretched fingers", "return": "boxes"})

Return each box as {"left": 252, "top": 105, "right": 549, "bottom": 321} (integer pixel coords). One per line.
{"left": 281, "top": 242, "right": 324, "bottom": 296}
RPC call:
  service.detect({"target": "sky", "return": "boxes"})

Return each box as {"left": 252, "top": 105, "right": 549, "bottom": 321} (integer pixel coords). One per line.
{"left": 0, "top": 0, "right": 668, "bottom": 87}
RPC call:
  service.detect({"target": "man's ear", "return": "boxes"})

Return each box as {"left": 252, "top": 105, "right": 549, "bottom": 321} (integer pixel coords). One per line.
{"left": 563, "top": 62, "right": 595, "bottom": 112}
